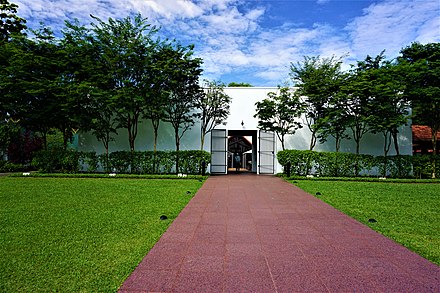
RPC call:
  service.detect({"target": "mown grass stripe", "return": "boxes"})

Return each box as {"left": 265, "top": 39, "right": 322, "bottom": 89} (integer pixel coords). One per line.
{"left": 0, "top": 177, "right": 204, "bottom": 292}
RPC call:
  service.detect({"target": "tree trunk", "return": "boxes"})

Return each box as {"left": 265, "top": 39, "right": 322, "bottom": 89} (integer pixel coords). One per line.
{"left": 128, "top": 133, "right": 135, "bottom": 152}
{"left": 200, "top": 132, "right": 205, "bottom": 151}
{"left": 175, "top": 128, "right": 180, "bottom": 174}
{"left": 382, "top": 132, "right": 392, "bottom": 177}
{"left": 354, "top": 137, "right": 360, "bottom": 176}
{"left": 309, "top": 131, "right": 317, "bottom": 151}
{"left": 128, "top": 116, "right": 138, "bottom": 152}
{"left": 355, "top": 140, "right": 360, "bottom": 155}
{"left": 431, "top": 129, "right": 437, "bottom": 179}
{"left": 151, "top": 119, "right": 159, "bottom": 173}
{"left": 42, "top": 132, "right": 48, "bottom": 150}
{"left": 104, "top": 141, "right": 110, "bottom": 173}
{"left": 392, "top": 128, "right": 399, "bottom": 155}
{"left": 335, "top": 136, "right": 341, "bottom": 153}
{"left": 62, "top": 128, "right": 70, "bottom": 150}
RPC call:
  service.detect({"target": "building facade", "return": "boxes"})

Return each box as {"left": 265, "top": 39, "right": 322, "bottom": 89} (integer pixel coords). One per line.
{"left": 78, "top": 87, "right": 413, "bottom": 174}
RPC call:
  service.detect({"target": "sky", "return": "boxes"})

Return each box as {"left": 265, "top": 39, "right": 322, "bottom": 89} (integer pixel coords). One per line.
{"left": 14, "top": 0, "right": 440, "bottom": 86}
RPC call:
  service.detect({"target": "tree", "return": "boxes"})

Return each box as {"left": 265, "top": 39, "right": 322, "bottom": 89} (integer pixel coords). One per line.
{"left": 161, "top": 43, "right": 203, "bottom": 172}
{"left": 88, "top": 90, "right": 118, "bottom": 171}
{"left": 197, "top": 80, "right": 231, "bottom": 150}
{"left": 290, "top": 55, "right": 344, "bottom": 150}
{"left": 0, "top": 0, "right": 26, "bottom": 132}
{"left": 399, "top": 42, "right": 440, "bottom": 178}
{"left": 227, "top": 82, "right": 252, "bottom": 87}
{"left": 142, "top": 42, "right": 173, "bottom": 155}
{"left": 366, "top": 53, "right": 409, "bottom": 160}
{"left": 61, "top": 20, "right": 118, "bottom": 161}
{"left": 317, "top": 90, "right": 351, "bottom": 153}
{"left": 90, "top": 14, "right": 158, "bottom": 152}
{"left": 1, "top": 25, "right": 62, "bottom": 149}
{"left": 254, "top": 86, "right": 304, "bottom": 150}
{"left": 0, "top": 0, "right": 26, "bottom": 42}
{"left": 342, "top": 62, "right": 374, "bottom": 155}
{"left": 0, "top": 118, "right": 20, "bottom": 159}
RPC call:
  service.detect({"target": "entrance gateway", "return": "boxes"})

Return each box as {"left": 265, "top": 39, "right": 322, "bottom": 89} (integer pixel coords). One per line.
{"left": 210, "top": 129, "right": 275, "bottom": 174}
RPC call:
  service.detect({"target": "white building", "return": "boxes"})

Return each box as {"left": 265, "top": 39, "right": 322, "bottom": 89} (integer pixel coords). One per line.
{"left": 78, "top": 87, "right": 412, "bottom": 174}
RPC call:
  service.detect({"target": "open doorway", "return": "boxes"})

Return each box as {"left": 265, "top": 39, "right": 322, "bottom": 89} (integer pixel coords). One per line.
{"left": 210, "top": 129, "right": 275, "bottom": 174}
{"left": 227, "top": 130, "right": 257, "bottom": 173}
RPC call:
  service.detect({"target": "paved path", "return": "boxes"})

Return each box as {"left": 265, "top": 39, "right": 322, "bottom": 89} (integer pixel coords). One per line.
{"left": 119, "top": 175, "right": 439, "bottom": 292}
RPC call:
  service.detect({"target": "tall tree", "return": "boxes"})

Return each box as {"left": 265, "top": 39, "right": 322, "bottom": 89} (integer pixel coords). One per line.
{"left": 366, "top": 53, "right": 409, "bottom": 159}
{"left": 317, "top": 90, "right": 351, "bottom": 153}
{"left": 142, "top": 42, "right": 173, "bottom": 154}
{"left": 197, "top": 80, "right": 231, "bottom": 150}
{"left": 0, "top": 1, "right": 26, "bottom": 156}
{"left": 59, "top": 19, "right": 119, "bottom": 169}
{"left": 1, "top": 25, "right": 62, "bottom": 149}
{"left": 254, "top": 86, "right": 304, "bottom": 150}
{"left": 90, "top": 14, "right": 158, "bottom": 152}
{"left": 290, "top": 55, "right": 344, "bottom": 150}
{"left": 0, "top": 0, "right": 26, "bottom": 42}
{"left": 399, "top": 42, "right": 440, "bottom": 178}
{"left": 161, "top": 43, "right": 203, "bottom": 172}
{"left": 342, "top": 62, "right": 374, "bottom": 155}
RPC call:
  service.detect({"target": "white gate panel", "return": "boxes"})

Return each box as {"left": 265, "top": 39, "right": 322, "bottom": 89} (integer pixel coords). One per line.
{"left": 210, "top": 129, "right": 228, "bottom": 174}
{"left": 259, "top": 130, "right": 275, "bottom": 174}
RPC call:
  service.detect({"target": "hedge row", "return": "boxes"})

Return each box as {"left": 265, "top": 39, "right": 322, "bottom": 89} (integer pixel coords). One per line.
{"left": 0, "top": 160, "right": 26, "bottom": 172}
{"left": 277, "top": 150, "right": 439, "bottom": 178}
{"left": 32, "top": 149, "right": 211, "bottom": 174}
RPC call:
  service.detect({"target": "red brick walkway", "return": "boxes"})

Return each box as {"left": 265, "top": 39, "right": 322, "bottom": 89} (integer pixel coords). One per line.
{"left": 119, "top": 175, "right": 439, "bottom": 292}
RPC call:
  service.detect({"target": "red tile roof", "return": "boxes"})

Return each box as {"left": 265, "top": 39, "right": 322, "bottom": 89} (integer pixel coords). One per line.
{"left": 412, "top": 125, "right": 440, "bottom": 141}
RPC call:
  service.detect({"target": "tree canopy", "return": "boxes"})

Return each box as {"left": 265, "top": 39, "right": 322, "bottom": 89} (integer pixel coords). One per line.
{"left": 399, "top": 42, "right": 440, "bottom": 178}
{"left": 254, "top": 86, "right": 304, "bottom": 150}
{"left": 227, "top": 82, "right": 253, "bottom": 87}
{"left": 0, "top": 0, "right": 26, "bottom": 42}
{"left": 197, "top": 80, "right": 231, "bottom": 150}
{"left": 290, "top": 55, "right": 344, "bottom": 150}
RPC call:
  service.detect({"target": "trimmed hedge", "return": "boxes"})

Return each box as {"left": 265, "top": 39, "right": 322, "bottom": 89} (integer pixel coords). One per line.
{"left": 0, "top": 160, "right": 25, "bottom": 172}
{"left": 277, "top": 149, "right": 439, "bottom": 179}
{"left": 32, "top": 149, "right": 211, "bottom": 175}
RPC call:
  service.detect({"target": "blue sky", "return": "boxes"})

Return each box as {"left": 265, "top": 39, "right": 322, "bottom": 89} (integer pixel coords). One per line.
{"left": 15, "top": 0, "right": 440, "bottom": 86}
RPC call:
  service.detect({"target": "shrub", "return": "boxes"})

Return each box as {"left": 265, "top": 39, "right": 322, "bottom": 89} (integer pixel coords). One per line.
{"left": 31, "top": 149, "right": 211, "bottom": 175}
{"left": 154, "top": 151, "right": 175, "bottom": 174}
{"left": 178, "top": 150, "right": 211, "bottom": 174}
{"left": 0, "top": 160, "right": 24, "bottom": 172}
{"left": 277, "top": 150, "right": 315, "bottom": 176}
{"left": 108, "top": 151, "right": 131, "bottom": 173}
{"left": 277, "top": 149, "right": 437, "bottom": 179}
{"left": 412, "top": 155, "right": 440, "bottom": 179}
{"left": 78, "top": 152, "right": 99, "bottom": 173}
{"left": 32, "top": 148, "right": 80, "bottom": 173}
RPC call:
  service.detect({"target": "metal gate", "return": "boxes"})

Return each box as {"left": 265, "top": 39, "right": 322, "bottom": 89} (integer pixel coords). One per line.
{"left": 259, "top": 130, "right": 275, "bottom": 174}
{"left": 210, "top": 129, "right": 228, "bottom": 174}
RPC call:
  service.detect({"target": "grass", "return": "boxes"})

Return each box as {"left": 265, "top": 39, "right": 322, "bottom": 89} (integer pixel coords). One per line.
{"left": 0, "top": 177, "right": 204, "bottom": 292}
{"left": 292, "top": 180, "right": 440, "bottom": 265}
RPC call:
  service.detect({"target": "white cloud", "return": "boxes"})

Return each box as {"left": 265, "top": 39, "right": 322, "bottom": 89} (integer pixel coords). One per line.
{"left": 138, "top": 0, "right": 204, "bottom": 19}
{"left": 346, "top": 0, "right": 440, "bottom": 60}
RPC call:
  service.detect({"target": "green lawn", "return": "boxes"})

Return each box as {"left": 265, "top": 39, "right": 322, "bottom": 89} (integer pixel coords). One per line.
{"left": 0, "top": 177, "right": 204, "bottom": 292}
{"left": 293, "top": 180, "right": 440, "bottom": 265}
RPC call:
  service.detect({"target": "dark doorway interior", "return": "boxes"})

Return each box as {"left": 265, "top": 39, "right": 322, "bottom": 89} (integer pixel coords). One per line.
{"left": 227, "top": 130, "right": 257, "bottom": 173}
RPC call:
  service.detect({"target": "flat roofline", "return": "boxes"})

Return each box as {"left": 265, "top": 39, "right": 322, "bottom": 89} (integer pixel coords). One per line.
{"left": 223, "top": 87, "right": 299, "bottom": 90}
{"left": 224, "top": 87, "right": 277, "bottom": 89}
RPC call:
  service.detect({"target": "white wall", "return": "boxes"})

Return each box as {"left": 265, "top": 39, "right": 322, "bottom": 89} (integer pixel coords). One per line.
{"left": 223, "top": 87, "right": 276, "bottom": 130}
{"left": 221, "top": 87, "right": 412, "bottom": 155}
{"left": 78, "top": 87, "right": 413, "bottom": 173}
